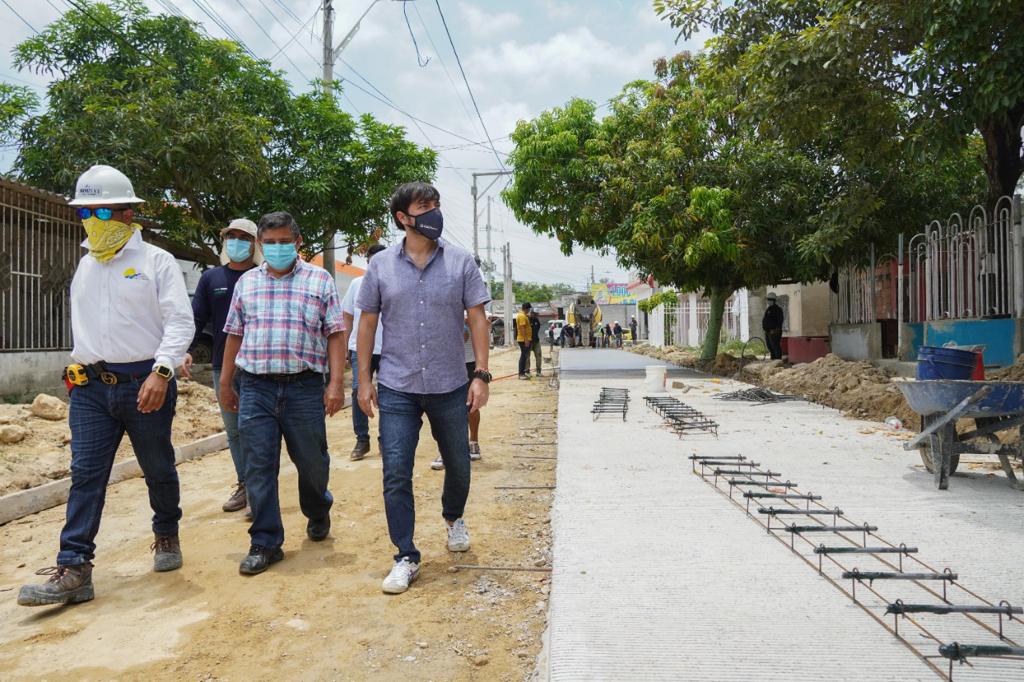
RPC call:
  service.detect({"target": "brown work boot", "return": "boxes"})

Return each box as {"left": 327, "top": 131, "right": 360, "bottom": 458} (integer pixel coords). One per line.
{"left": 222, "top": 483, "right": 247, "bottom": 512}
{"left": 18, "top": 564, "right": 94, "bottom": 606}
{"left": 152, "top": 534, "right": 183, "bottom": 572}
{"left": 350, "top": 440, "right": 371, "bottom": 461}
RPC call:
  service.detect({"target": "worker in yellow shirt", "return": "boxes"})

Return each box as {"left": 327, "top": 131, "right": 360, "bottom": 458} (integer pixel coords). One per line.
{"left": 516, "top": 302, "right": 533, "bottom": 380}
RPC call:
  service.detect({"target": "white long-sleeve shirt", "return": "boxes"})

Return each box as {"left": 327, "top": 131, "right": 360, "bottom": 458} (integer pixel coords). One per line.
{"left": 70, "top": 230, "right": 195, "bottom": 372}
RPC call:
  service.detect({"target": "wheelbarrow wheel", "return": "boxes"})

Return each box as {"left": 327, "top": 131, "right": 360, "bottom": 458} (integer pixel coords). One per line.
{"left": 918, "top": 414, "right": 959, "bottom": 486}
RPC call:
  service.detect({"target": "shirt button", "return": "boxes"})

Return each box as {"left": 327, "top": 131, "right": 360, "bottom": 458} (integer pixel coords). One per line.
{"left": 421, "top": 344, "right": 425, "bottom": 348}
{"left": 420, "top": 300, "right": 424, "bottom": 304}
{"left": 420, "top": 322, "right": 424, "bottom": 326}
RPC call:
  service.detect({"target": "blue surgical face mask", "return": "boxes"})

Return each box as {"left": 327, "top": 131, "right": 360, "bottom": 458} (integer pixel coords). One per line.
{"left": 262, "top": 242, "right": 298, "bottom": 270}
{"left": 225, "top": 238, "right": 253, "bottom": 263}
{"left": 408, "top": 207, "right": 444, "bottom": 241}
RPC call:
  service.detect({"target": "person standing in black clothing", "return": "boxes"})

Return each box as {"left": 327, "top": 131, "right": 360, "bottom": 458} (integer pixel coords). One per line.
{"left": 613, "top": 321, "right": 624, "bottom": 348}
{"left": 629, "top": 316, "right": 638, "bottom": 344}
{"left": 762, "top": 292, "right": 785, "bottom": 360}
{"left": 529, "top": 309, "right": 543, "bottom": 376}
{"left": 186, "top": 219, "right": 261, "bottom": 514}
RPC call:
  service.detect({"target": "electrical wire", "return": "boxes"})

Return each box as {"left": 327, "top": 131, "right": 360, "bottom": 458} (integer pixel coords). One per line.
{"left": 268, "top": 7, "right": 320, "bottom": 61}
{"left": 1, "top": 0, "right": 39, "bottom": 33}
{"left": 433, "top": 0, "right": 505, "bottom": 169}
{"left": 402, "top": 0, "right": 430, "bottom": 67}
{"left": 231, "top": 0, "right": 314, "bottom": 82}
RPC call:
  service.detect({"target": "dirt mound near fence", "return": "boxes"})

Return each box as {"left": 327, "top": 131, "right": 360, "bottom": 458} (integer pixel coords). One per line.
{"left": 0, "top": 380, "right": 223, "bottom": 497}
{"left": 763, "top": 354, "right": 918, "bottom": 428}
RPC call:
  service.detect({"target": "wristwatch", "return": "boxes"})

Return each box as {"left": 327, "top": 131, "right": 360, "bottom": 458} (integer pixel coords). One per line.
{"left": 472, "top": 369, "right": 493, "bottom": 384}
{"left": 152, "top": 364, "right": 173, "bottom": 380}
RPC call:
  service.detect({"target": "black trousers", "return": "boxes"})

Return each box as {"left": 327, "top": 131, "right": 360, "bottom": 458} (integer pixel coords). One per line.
{"left": 518, "top": 342, "right": 531, "bottom": 375}
{"left": 766, "top": 329, "right": 783, "bottom": 359}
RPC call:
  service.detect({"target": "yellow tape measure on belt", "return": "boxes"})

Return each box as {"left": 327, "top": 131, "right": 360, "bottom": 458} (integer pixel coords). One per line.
{"left": 65, "top": 364, "right": 89, "bottom": 386}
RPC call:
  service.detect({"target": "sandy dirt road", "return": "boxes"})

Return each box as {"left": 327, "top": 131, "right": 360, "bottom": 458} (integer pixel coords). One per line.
{"left": 0, "top": 348, "right": 557, "bottom": 681}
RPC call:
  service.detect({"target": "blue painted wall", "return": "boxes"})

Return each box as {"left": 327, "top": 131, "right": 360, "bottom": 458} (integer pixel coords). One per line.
{"left": 903, "top": 318, "right": 1018, "bottom": 367}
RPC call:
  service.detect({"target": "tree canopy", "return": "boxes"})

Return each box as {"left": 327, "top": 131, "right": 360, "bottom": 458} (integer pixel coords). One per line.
{"left": 490, "top": 280, "right": 576, "bottom": 305}
{"left": 654, "top": 0, "right": 1019, "bottom": 206}
{"left": 10, "top": 0, "right": 435, "bottom": 262}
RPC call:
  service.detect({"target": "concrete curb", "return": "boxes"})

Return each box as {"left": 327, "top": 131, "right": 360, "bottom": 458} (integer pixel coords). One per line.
{"left": 0, "top": 431, "right": 228, "bottom": 527}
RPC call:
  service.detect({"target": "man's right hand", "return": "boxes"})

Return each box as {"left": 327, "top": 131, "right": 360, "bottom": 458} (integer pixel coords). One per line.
{"left": 357, "top": 380, "right": 378, "bottom": 419}
{"left": 219, "top": 379, "right": 239, "bottom": 413}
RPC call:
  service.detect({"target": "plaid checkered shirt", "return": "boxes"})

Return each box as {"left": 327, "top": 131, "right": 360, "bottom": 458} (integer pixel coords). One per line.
{"left": 223, "top": 259, "right": 346, "bottom": 375}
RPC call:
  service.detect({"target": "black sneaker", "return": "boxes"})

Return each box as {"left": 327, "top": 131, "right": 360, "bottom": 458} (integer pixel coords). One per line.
{"left": 239, "top": 545, "right": 284, "bottom": 575}
{"left": 151, "top": 534, "right": 183, "bottom": 572}
{"left": 307, "top": 516, "right": 331, "bottom": 541}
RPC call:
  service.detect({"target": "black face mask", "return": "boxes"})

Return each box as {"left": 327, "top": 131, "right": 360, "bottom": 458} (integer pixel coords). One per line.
{"left": 408, "top": 207, "right": 444, "bottom": 241}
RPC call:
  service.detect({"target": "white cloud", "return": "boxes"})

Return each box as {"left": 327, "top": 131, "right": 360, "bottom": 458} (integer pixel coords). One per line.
{"left": 458, "top": 3, "right": 521, "bottom": 37}
{"left": 467, "top": 26, "right": 667, "bottom": 87}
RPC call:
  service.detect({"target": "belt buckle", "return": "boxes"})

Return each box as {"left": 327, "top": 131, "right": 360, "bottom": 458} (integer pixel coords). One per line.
{"left": 99, "top": 372, "right": 118, "bottom": 385}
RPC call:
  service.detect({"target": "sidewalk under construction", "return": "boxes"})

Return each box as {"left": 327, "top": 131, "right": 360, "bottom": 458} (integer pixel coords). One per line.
{"left": 548, "top": 350, "right": 1024, "bottom": 680}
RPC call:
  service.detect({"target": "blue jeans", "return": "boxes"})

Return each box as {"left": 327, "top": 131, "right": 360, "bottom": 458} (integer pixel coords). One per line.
{"left": 58, "top": 362, "right": 180, "bottom": 566}
{"left": 349, "top": 350, "right": 380, "bottom": 442}
{"left": 212, "top": 368, "right": 244, "bottom": 483}
{"left": 238, "top": 371, "right": 333, "bottom": 549}
{"left": 378, "top": 382, "right": 471, "bottom": 564}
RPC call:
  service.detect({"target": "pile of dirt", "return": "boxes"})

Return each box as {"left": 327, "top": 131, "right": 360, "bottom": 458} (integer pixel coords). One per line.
{"left": 630, "top": 344, "right": 700, "bottom": 368}
{"left": 989, "top": 360, "right": 1024, "bottom": 381}
{"left": 0, "top": 381, "right": 223, "bottom": 497}
{"left": 711, "top": 352, "right": 740, "bottom": 375}
{"left": 763, "top": 354, "right": 918, "bottom": 428}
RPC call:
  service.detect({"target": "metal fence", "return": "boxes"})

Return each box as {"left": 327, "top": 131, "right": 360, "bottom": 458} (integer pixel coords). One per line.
{"left": 649, "top": 295, "right": 744, "bottom": 348}
{"left": 831, "top": 194, "right": 1023, "bottom": 329}
{"left": 0, "top": 179, "right": 80, "bottom": 352}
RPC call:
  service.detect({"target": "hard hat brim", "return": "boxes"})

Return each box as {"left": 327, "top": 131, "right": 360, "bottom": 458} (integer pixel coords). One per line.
{"left": 69, "top": 195, "right": 144, "bottom": 206}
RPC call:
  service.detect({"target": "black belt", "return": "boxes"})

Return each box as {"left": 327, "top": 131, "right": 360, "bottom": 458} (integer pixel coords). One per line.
{"left": 84, "top": 362, "right": 151, "bottom": 385}
{"left": 245, "top": 369, "right": 322, "bottom": 384}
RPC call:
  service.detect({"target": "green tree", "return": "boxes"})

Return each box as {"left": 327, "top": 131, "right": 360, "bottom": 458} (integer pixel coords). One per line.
{"left": 490, "top": 280, "right": 576, "bottom": 305}
{"left": 505, "top": 55, "right": 830, "bottom": 360}
{"left": 11, "top": 0, "right": 435, "bottom": 262}
{"left": 654, "top": 0, "right": 1016, "bottom": 206}
{"left": 0, "top": 83, "right": 37, "bottom": 147}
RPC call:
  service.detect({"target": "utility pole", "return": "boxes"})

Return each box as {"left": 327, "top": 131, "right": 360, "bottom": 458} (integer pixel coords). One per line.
{"left": 471, "top": 170, "right": 512, "bottom": 259}
{"left": 503, "top": 243, "right": 514, "bottom": 346}
{"left": 591, "top": 265, "right": 595, "bottom": 286}
{"left": 485, "top": 197, "right": 493, "bottom": 287}
{"left": 321, "top": 0, "right": 336, "bottom": 283}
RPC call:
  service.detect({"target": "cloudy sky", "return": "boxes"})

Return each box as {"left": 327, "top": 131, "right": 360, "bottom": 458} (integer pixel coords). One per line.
{"left": 0, "top": 0, "right": 703, "bottom": 289}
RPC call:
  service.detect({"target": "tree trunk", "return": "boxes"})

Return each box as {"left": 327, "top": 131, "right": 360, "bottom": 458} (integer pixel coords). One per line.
{"left": 699, "top": 286, "right": 730, "bottom": 361}
{"left": 979, "top": 104, "right": 1024, "bottom": 208}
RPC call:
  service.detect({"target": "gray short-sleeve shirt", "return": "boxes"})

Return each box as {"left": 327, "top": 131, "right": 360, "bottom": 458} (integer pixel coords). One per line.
{"left": 357, "top": 237, "right": 490, "bottom": 394}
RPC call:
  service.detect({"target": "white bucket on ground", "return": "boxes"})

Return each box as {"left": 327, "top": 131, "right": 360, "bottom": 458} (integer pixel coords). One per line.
{"left": 644, "top": 365, "right": 667, "bottom": 393}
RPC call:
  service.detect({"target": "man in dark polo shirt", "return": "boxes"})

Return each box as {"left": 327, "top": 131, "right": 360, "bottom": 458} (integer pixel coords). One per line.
{"left": 187, "top": 219, "right": 261, "bottom": 514}
{"left": 356, "top": 181, "right": 491, "bottom": 595}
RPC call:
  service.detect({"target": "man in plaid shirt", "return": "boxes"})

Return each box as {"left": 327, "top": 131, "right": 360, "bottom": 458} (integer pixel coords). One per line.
{"left": 220, "top": 211, "right": 346, "bottom": 575}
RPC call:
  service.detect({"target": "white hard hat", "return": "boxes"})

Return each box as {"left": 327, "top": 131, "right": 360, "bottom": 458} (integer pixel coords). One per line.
{"left": 767, "top": 292, "right": 778, "bottom": 301}
{"left": 69, "top": 164, "right": 144, "bottom": 205}
{"left": 219, "top": 218, "right": 263, "bottom": 265}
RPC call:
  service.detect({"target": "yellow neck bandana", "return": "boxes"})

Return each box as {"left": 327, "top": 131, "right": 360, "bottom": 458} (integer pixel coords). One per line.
{"left": 83, "top": 217, "right": 140, "bottom": 263}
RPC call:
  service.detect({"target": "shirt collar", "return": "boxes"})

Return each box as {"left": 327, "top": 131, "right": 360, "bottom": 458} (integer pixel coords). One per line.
{"left": 399, "top": 236, "right": 445, "bottom": 269}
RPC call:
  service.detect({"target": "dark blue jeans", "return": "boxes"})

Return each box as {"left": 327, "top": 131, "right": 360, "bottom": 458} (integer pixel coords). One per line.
{"left": 58, "top": 363, "right": 180, "bottom": 566}
{"left": 378, "top": 382, "right": 471, "bottom": 564}
{"left": 349, "top": 350, "right": 380, "bottom": 442}
{"left": 238, "top": 371, "right": 333, "bottom": 549}
{"left": 212, "top": 368, "right": 244, "bottom": 483}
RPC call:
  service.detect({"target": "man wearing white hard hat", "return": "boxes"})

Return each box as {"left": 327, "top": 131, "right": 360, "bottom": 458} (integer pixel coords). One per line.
{"left": 18, "top": 165, "right": 194, "bottom": 608}
{"left": 184, "top": 219, "right": 262, "bottom": 514}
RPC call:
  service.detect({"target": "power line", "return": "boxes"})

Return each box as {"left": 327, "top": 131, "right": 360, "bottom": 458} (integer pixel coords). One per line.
{"left": 269, "top": 7, "right": 320, "bottom": 60}
{"left": 231, "top": 0, "right": 314, "bottom": 82}
{"left": 1, "top": 0, "right": 39, "bottom": 33}
{"left": 412, "top": 2, "right": 481, "bottom": 141}
{"left": 271, "top": 0, "right": 302, "bottom": 23}
{"left": 433, "top": 0, "right": 504, "bottom": 169}
{"left": 402, "top": 0, "right": 430, "bottom": 67}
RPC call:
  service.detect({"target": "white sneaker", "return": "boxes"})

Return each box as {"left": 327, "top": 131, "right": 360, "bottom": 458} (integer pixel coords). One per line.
{"left": 430, "top": 455, "right": 444, "bottom": 470}
{"left": 447, "top": 518, "right": 470, "bottom": 552}
{"left": 469, "top": 442, "right": 481, "bottom": 461}
{"left": 382, "top": 558, "right": 420, "bottom": 594}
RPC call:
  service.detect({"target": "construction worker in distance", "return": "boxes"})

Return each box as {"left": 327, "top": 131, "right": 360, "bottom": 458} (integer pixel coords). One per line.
{"left": 763, "top": 292, "right": 785, "bottom": 360}
{"left": 516, "top": 302, "right": 533, "bottom": 379}
{"left": 18, "top": 165, "right": 194, "bottom": 607}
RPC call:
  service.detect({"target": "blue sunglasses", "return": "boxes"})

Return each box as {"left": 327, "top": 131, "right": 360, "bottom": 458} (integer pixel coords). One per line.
{"left": 76, "top": 207, "right": 118, "bottom": 220}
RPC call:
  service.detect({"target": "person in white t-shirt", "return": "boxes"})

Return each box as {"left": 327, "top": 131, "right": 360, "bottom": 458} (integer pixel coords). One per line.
{"left": 341, "top": 244, "right": 386, "bottom": 460}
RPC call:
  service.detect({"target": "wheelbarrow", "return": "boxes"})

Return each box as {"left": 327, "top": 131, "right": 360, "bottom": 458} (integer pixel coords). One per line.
{"left": 895, "top": 381, "right": 1024, "bottom": 490}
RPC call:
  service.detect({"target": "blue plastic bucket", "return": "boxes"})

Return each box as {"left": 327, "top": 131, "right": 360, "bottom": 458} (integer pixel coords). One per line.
{"left": 916, "top": 346, "right": 977, "bottom": 380}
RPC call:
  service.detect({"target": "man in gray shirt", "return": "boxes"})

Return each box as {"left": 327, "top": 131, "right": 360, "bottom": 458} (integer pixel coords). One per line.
{"left": 356, "top": 181, "right": 492, "bottom": 594}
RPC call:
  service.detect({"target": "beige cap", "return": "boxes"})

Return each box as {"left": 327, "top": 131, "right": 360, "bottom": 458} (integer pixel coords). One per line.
{"left": 219, "top": 218, "right": 262, "bottom": 265}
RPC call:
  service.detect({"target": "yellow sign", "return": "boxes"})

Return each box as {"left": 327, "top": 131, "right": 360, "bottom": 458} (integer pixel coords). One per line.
{"left": 590, "top": 283, "right": 636, "bottom": 305}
